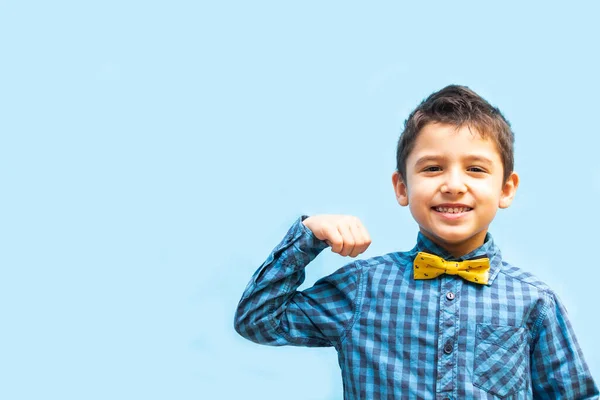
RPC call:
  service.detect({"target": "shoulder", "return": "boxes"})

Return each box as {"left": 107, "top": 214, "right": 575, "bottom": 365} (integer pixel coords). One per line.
{"left": 320, "top": 250, "right": 414, "bottom": 284}
{"left": 337, "top": 251, "right": 416, "bottom": 289}
{"left": 324, "top": 250, "right": 413, "bottom": 280}
{"left": 359, "top": 250, "right": 415, "bottom": 272}
{"left": 497, "top": 260, "right": 554, "bottom": 294}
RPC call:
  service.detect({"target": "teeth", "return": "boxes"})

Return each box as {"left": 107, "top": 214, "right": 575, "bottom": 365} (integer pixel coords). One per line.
{"left": 435, "top": 206, "right": 471, "bottom": 213}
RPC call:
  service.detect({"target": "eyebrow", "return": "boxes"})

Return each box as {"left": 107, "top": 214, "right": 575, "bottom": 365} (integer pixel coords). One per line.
{"left": 414, "top": 155, "right": 494, "bottom": 167}
{"left": 464, "top": 155, "right": 494, "bottom": 165}
{"left": 414, "top": 155, "right": 443, "bottom": 167}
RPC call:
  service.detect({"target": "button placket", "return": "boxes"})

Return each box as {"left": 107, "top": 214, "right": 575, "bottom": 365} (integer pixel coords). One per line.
{"left": 436, "top": 276, "right": 461, "bottom": 397}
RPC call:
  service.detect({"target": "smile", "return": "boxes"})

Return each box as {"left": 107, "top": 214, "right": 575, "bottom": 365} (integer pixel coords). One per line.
{"left": 433, "top": 206, "right": 473, "bottom": 213}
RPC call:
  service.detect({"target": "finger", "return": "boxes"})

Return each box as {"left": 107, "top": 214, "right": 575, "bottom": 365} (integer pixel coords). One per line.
{"left": 355, "top": 221, "right": 372, "bottom": 255}
{"left": 338, "top": 224, "right": 355, "bottom": 257}
{"left": 348, "top": 224, "right": 366, "bottom": 258}
{"left": 350, "top": 219, "right": 371, "bottom": 257}
{"left": 323, "top": 225, "right": 344, "bottom": 254}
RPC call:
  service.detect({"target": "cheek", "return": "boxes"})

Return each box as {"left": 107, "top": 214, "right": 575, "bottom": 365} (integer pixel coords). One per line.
{"left": 470, "top": 180, "right": 502, "bottom": 199}
{"left": 408, "top": 203, "right": 428, "bottom": 223}
{"left": 407, "top": 179, "right": 436, "bottom": 199}
{"left": 407, "top": 189, "right": 428, "bottom": 206}
{"left": 408, "top": 190, "right": 432, "bottom": 217}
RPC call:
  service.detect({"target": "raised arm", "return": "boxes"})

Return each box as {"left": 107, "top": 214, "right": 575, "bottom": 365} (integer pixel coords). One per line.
{"left": 233, "top": 215, "right": 371, "bottom": 347}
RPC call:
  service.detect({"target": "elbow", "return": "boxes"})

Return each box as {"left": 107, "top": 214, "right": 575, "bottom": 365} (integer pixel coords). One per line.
{"left": 233, "top": 307, "right": 249, "bottom": 339}
{"left": 233, "top": 305, "right": 283, "bottom": 346}
{"left": 233, "top": 304, "right": 261, "bottom": 342}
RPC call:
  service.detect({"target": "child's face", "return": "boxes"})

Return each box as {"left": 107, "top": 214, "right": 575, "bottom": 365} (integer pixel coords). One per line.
{"left": 392, "top": 123, "right": 519, "bottom": 257}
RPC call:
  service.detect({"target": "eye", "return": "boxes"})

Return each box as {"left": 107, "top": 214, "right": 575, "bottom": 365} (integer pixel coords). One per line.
{"left": 422, "top": 166, "right": 442, "bottom": 172}
{"left": 467, "top": 166, "right": 486, "bottom": 173}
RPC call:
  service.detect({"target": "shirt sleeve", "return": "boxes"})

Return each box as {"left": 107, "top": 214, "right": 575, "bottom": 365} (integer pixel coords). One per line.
{"left": 233, "top": 216, "right": 363, "bottom": 348}
{"left": 530, "top": 291, "right": 599, "bottom": 399}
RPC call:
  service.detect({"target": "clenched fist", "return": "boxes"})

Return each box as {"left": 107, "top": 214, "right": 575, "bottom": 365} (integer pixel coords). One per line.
{"left": 302, "top": 215, "right": 372, "bottom": 258}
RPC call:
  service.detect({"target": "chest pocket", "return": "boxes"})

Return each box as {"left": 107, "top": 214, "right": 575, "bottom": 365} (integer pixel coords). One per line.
{"left": 472, "top": 324, "right": 529, "bottom": 398}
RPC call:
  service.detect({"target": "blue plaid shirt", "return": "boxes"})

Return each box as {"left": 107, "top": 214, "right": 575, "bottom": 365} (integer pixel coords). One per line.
{"left": 234, "top": 216, "right": 598, "bottom": 399}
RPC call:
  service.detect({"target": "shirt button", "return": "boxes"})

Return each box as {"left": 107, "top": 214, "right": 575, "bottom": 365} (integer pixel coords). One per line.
{"left": 446, "top": 292, "right": 455, "bottom": 300}
{"left": 443, "top": 342, "right": 453, "bottom": 354}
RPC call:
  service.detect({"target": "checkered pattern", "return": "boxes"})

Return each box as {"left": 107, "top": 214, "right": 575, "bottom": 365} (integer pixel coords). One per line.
{"left": 234, "top": 216, "right": 598, "bottom": 399}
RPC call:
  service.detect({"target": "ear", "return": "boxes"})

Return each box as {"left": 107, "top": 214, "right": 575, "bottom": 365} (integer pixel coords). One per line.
{"left": 392, "top": 170, "right": 409, "bottom": 206}
{"left": 499, "top": 172, "right": 519, "bottom": 209}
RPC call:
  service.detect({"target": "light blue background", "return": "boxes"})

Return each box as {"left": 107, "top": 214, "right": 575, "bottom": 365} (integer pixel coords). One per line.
{"left": 1, "top": 1, "right": 598, "bottom": 399}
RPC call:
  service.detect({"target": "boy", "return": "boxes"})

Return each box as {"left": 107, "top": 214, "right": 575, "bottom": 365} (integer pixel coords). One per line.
{"left": 233, "top": 85, "right": 598, "bottom": 399}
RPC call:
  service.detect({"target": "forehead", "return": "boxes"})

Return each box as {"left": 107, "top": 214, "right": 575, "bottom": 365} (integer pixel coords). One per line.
{"left": 408, "top": 123, "right": 502, "bottom": 163}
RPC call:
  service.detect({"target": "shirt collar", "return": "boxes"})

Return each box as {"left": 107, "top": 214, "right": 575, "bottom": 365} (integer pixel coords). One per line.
{"left": 410, "top": 232, "right": 503, "bottom": 286}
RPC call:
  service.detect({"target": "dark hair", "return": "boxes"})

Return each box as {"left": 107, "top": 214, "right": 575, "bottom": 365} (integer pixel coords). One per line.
{"left": 396, "top": 85, "right": 514, "bottom": 183}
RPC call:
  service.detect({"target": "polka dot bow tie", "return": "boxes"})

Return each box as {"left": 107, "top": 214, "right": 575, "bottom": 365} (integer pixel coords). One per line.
{"left": 413, "top": 252, "right": 490, "bottom": 285}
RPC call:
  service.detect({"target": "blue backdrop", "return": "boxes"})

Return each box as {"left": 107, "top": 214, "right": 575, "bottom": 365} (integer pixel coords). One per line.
{"left": 1, "top": 1, "right": 598, "bottom": 399}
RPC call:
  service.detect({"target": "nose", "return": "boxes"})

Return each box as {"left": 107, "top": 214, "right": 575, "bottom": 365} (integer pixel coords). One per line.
{"left": 441, "top": 169, "right": 467, "bottom": 194}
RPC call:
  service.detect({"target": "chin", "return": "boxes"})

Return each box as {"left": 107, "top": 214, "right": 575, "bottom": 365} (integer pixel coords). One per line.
{"left": 425, "top": 228, "right": 478, "bottom": 246}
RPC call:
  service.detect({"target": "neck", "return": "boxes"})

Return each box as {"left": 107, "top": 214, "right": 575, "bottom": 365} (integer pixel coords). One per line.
{"left": 419, "top": 229, "right": 488, "bottom": 258}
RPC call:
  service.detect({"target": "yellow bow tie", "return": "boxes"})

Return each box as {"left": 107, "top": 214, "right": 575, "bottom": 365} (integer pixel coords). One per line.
{"left": 413, "top": 252, "right": 490, "bottom": 285}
